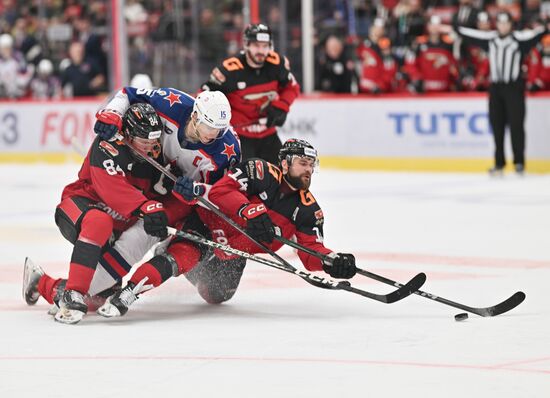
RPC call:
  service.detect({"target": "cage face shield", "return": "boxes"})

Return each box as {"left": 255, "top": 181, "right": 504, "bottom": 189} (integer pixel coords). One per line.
{"left": 128, "top": 130, "right": 162, "bottom": 159}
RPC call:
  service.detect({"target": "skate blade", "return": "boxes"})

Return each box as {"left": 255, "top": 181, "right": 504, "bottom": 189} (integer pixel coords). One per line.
{"left": 23, "top": 257, "right": 43, "bottom": 306}
{"left": 97, "top": 302, "right": 122, "bottom": 318}
{"left": 54, "top": 307, "right": 85, "bottom": 324}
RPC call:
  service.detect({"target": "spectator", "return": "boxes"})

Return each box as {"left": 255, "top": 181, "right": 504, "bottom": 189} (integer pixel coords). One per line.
{"left": 60, "top": 41, "right": 104, "bottom": 97}
{"left": 404, "top": 15, "right": 458, "bottom": 93}
{"left": 452, "top": 0, "right": 481, "bottom": 29}
{"left": 0, "top": 33, "right": 32, "bottom": 98}
{"left": 316, "top": 35, "right": 354, "bottom": 93}
{"left": 392, "top": 0, "right": 426, "bottom": 49}
{"left": 29, "top": 58, "right": 61, "bottom": 99}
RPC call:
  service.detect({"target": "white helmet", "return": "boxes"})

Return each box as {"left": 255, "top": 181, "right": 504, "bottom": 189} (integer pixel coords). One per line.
{"left": 193, "top": 91, "right": 231, "bottom": 130}
{"left": 0, "top": 33, "right": 13, "bottom": 48}
{"left": 37, "top": 59, "right": 54, "bottom": 75}
{"left": 130, "top": 73, "right": 153, "bottom": 89}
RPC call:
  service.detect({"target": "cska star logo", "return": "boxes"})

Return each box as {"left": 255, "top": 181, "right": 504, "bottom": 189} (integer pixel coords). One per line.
{"left": 221, "top": 143, "right": 237, "bottom": 161}
{"left": 164, "top": 92, "right": 182, "bottom": 107}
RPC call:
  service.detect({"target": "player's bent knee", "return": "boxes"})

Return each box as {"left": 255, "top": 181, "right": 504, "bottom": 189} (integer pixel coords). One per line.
{"left": 79, "top": 209, "right": 114, "bottom": 245}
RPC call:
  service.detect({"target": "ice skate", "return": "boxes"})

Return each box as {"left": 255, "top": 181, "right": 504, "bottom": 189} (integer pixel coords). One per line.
{"left": 97, "top": 277, "right": 151, "bottom": 318}
{"left": 54, "top": 289, "right": 88, "bottom": 325}
{"left": 22, "top": 257, "right": 44, "bottom": 305}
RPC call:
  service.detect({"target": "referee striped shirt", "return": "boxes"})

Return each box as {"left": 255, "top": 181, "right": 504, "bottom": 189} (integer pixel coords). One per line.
{"left": 457, "top": 26, "right": 546, "bottom": 83}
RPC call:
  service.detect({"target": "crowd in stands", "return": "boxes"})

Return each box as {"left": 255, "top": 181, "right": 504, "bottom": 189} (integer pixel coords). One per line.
{"left": 316, "top": 0, "right": 550, "bottom": 94}
{"left": 1, "top": 0, "right": 550, "bottom": 99}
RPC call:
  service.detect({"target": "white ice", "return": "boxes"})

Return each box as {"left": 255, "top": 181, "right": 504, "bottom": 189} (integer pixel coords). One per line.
{"left": 1, "top": 163, "right": 550, "bottom": 398}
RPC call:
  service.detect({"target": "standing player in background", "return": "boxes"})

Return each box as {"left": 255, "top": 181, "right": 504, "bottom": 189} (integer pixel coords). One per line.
{"left": 98, "top": 139, "right": 357, "bottom": 319}
{"left": 202, "top": 23, "right": 300, "bottom": 164}
{"left": 404, "top": 15, "right": 459, "bottom": 94}
{"left": 23, "top": 103, "right": 169, "bottom": 324}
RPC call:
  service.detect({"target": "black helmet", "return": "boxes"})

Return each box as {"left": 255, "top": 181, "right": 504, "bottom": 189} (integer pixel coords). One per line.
{"left": 278, "top": 138, "right": 318, "bottom": 166}
{"left": 122, "top": 103, "right": 163, "bottom": 159}
{"left": 243, "top": 23, "right": 272, "bottom": 46}
{"left": 122, "top": 103, "right": 162, "bottom": 139}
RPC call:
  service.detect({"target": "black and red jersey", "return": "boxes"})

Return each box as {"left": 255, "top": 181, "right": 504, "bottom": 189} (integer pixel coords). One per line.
{"left": 202, "top": 51, "right": 300, "bottom": 139}
{"left": 61, "top": 137, "right": 162, "bottom": 228}
{"left": 201, "top": 158, "right": 332, "bottom": 271}
{"left": 404, "top": 35, "right": 458, "bottom": 92}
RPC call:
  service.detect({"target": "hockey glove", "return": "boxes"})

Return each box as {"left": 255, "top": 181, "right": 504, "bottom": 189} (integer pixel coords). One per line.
{"left": 528, "top": 82, "right": 542, "bottom": 93}
{"left": 265, "top": 104, "right": 288, "bottom": 127}
{"left": 323, "top": 252, "right": 357, "bottom": 279}
{"left": 94, "top": 110, "right": 123, "bottom": 140}
{"left": 239, "top": 203, "right": 275, "bottom": 243}
{"left": 173, "top": 176, "right": 206, "bottom": 204}
{"left": 139, "top": 200, "right": 168, "bottom": 239}
{"left": 408, "top": 80, "right": 424, "bottom": 94}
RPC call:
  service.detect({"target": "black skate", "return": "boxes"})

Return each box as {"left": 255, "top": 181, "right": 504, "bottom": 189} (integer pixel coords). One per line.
{"left": 55, "top": 289, "right": 88, "bottom": 324}
{"left": 22, "top": 257, "right": 44, "bottom": 305}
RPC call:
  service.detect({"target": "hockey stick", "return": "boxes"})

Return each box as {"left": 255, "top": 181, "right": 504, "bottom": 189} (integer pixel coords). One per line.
{"left": 167, "top": 227, "right": 425, "bottom": 304}
{"left": 123, "top": 141, "right": 425, "bottom": 301}
{"left": 275, "top": 235, "right": 526, "bottom": 317}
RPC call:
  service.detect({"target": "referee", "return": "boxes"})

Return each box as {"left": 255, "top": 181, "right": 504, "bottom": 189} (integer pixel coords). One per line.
{"left": 445, "top": 12, "right": 546, "bottom": 175}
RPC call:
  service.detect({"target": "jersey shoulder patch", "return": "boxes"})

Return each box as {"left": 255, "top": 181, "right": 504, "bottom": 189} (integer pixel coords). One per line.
{"left": 222, "top": 56, "right": 245, "bottom": 72}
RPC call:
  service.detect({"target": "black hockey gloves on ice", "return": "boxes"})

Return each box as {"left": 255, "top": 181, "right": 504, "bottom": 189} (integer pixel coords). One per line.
{"left": 139, "top": 200, "right": 168, "bottom": 239}
{"left": 239, "top": 203, "right": 275, "bottom": 243}
{"left": 323, "top": 253, "right": 357, "bottom": 279}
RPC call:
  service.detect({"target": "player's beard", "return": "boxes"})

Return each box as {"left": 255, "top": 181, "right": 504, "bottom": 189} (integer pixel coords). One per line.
{"left": 246, "top": 50, "right": 266, "bottom": 67}
{"left": 285, "top": 172, "right": 311, "bottom": 191}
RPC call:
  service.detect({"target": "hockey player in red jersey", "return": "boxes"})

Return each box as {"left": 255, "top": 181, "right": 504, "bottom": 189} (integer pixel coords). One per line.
{"left": 356, "top": 19, "right": 398, "bottom": 94}
{"left": 404, "top": 15, "right": 459, "bottom": 93}
{"left": 202, "top": 23, "right": 300, "bottom": 164}
{"left": 527, "top": 34, "right": 550, "bottom": 92}
{"left": 97, "top": 139, "right": 357, "bottom": 318}
{"left": 23, "top": 103, "right": 170, "bottom": 324}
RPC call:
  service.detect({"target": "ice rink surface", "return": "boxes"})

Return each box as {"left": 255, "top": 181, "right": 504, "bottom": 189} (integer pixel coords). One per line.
{"left": 1, "top": 163, "right": 549, "bottom": 398}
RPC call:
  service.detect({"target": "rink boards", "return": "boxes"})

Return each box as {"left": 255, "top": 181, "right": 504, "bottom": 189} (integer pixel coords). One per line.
{"left": 1, "top": 93, "right": 550, "bottom": 172}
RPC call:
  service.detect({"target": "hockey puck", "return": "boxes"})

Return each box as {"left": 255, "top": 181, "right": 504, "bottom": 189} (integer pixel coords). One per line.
{"left": 454, "top": 313, "right": 469, "bottom": 322}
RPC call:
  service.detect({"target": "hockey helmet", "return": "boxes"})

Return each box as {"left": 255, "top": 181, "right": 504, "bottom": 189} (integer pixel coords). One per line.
{"left": 193, "top": 91, "right": 232, "bottom": 130}
{"left": 243, "top": 23, "right": 273, "bottom": 46}
{"left": 122, "top": 103, "right": 163, "bottom": 159}
{"left": 278, "top": 138, "right": 319, "bottom": 168}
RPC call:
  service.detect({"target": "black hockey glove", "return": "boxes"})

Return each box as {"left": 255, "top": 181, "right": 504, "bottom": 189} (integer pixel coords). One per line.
{"left": 139, "top": 200, "right": 168, "bottom": 239}
{"left": 323, "top": 252, "right": 357, "bottom": 279}
{"left": 94, "top": 110, "right": 122, "bottom": 140}
{"left": 239, "top": 203, "right": 275, "bottom": 243}
{"left": 408, "top": 80, "right": 424, "bottom": 94}
{"left": 265, "top": 105, "right": 288, "bottom": 127}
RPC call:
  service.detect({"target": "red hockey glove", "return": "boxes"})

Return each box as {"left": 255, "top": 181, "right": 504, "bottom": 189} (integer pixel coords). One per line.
{"left": 95, "top": 110, "right": 123, "bottom": 140}
{"left": 139, "top": 200, "right": 168, "bottom": 239}
{"left": 239, "top": 203, "right": 275, "bottom": 243}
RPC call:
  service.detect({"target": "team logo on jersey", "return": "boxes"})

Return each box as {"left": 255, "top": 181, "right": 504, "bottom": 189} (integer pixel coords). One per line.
{"left": 237, "top": 81, "right": 247, "bottom": 89}
{"left": 243, "top": 91, "right": 278, "bottom": 112}
{"left": 221, "top": 143, "right": 237, "bottom": 161}
{"left": 164, "top": 91, "right": 182, "bottom": 107}
{"left": 255, "top": 160, "right": 264, "bottom": 179}
{"left": 99, "top": 140, "right": 119, "bottom": 157}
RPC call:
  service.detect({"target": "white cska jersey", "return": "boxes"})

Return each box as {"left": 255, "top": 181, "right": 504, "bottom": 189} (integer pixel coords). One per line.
{"left": 101, "top": 86, "right": 241, "bottom": 184}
